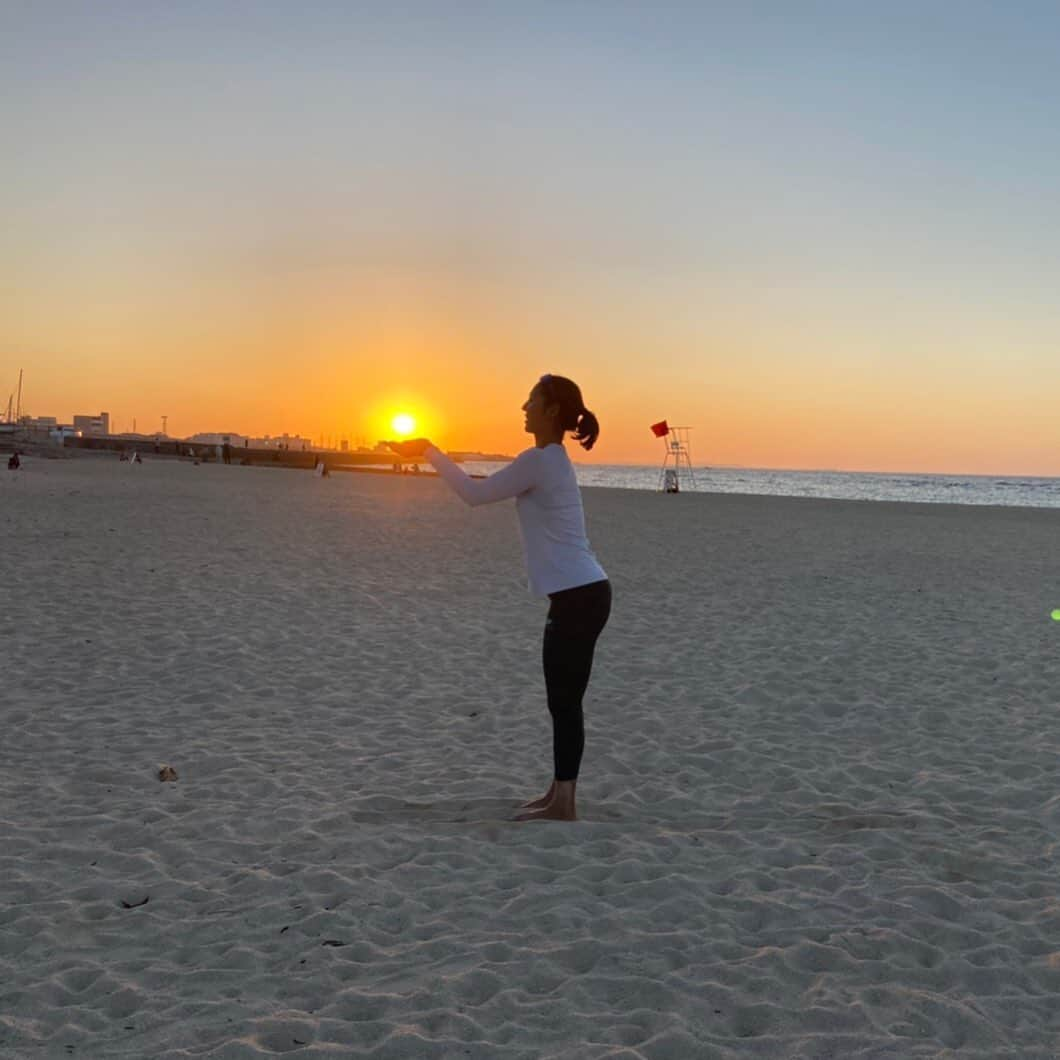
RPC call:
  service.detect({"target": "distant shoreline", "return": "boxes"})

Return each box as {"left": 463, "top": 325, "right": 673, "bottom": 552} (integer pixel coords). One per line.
{"left": 8, "top": 438, "right": 491, "bottom": 477}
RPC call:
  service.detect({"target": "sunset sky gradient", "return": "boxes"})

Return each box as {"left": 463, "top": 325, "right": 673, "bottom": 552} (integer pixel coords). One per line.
{"left": 4, "top": 2, "right": 1060, "bottom": 472}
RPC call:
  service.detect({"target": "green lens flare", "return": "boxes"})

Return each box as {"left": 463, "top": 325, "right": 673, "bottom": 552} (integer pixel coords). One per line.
{"left": 1052, "top": 610, "right": 1060, "bottom": 622}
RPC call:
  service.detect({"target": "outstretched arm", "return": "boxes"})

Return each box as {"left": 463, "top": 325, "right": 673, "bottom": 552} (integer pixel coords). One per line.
{"left": 426, "top": 445, "right": 542, "bottom": 506}
{"left": 386, "top": 439, "right": 541, "bottom": 506}
{"left": 387, "top": 439, "right": 542, "bottom": 505}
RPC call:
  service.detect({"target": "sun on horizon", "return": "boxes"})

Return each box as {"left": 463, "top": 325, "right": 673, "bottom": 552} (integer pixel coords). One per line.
{"left": 391, "top": 413, "right": 416, "bottom": 437}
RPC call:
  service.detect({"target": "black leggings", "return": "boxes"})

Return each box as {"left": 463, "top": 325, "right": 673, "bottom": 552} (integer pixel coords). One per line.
{"left": 543, "top": 579, "right": 612, "bottom": 782}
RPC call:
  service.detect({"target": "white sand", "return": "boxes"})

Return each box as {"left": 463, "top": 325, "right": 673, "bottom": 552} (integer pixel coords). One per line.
{"left": 2, "top": 455, "right": 1059, "bottom": 1059}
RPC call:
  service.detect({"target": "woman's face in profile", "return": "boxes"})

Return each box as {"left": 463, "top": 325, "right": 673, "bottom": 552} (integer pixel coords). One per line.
{"left": 523, "top": 384, "right": 560, "bottom": 435}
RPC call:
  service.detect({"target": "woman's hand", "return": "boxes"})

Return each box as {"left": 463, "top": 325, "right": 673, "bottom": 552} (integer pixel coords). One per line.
{"left": 386, "top": 438, "right": 432, "bottom": 459}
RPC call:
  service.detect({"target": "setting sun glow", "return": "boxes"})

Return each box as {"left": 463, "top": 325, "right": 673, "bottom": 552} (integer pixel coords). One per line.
{"left": 6, "top": 5, "right": 1060, "bottom": 477}
{"left": 391, "top": 414, "right": 416, "bottom": 437}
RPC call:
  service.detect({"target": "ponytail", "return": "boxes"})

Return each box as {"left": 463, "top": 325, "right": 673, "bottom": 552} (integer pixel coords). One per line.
{"left": 539, "top": 373, "right": 600, "bottom": 450}
{"left": 573, "top": 408, "right": 599, "bottom": 451}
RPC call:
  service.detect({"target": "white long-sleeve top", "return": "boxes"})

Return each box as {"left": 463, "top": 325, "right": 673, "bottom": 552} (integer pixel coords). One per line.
{"left": 426, "top": 443, "right": 607, "bottom": 598}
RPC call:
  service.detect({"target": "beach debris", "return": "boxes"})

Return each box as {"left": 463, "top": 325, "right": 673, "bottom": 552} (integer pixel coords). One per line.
{"left": 121, "top": 896, "right": 150, "bottom": 909}
{"left": 321, "top": 939, "right": 346, "bottom": 947}
{"left": 158, "top": 765, "right": 179, "bottom": 782}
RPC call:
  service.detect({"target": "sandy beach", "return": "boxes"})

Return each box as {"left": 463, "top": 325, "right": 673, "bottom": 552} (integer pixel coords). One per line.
{"left": 2, "top": 454, "right": 1059, "bottom": 1059}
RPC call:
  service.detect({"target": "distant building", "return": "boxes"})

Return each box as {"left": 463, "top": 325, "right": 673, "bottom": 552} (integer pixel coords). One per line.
{"left": 73, "top": 412, "right": 110, "bottom": 436}
{"left": 0, "top": 414, "right": 80, "bottom": 444}
{"left": 188, "top": 432, "right": 248, "bottom": 447}
{"left": 248, "top": 433, "right": 312, "bottom": 450}
{"left": 448, "top": 451, "right": 514, "bottom": 462}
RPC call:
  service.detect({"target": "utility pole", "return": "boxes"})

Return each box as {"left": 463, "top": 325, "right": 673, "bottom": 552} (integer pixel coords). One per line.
{"left": 15, "top": 368, "right": 23, "bottom": 423}
{"left": 162, "top": 415, "right": 168, "bottom": 436}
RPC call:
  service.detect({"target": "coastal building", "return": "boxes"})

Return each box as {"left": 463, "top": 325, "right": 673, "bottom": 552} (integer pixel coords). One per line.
{"left": 188, "top": 432, "right": 248, "bottom": 447}
{"left": 184, "top": 431, "right": 316, "bottom": 450}
{"left": 248, "top": 433, "right": 312, "bottom": 450}
{"left": 447, "top": 451, "right": 514, "bottom": 462}
{"left": 73, "top": 412, "right": 110, "bottom": 436}
{"left": 0, "top": 417, "right": 80, "bottom": 445}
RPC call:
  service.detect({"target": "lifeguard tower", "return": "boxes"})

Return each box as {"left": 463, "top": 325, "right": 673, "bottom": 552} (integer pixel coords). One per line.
{"left": 651, "top": 421, "right": 697, "bottom": 492}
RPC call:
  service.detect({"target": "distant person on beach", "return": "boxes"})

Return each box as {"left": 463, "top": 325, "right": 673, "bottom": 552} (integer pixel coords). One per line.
{"left": 7, "top": 451, "right": 20, "bottom": 470}
{"left": 389, "top": 374, "right": 610, "bottom": 822}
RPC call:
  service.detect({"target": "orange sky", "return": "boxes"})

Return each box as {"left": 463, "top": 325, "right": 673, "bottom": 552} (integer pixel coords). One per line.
{"left": 6, "top": 280, "right": 1058, "bottom": 474}
{"left": 6, "top": 249, "right": 1059, "bottom": 474}
{"left": 4, "top": 5, "right": 1060, "bottom": 476}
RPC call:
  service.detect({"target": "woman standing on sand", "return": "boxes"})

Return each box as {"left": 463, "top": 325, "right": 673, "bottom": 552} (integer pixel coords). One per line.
{"left": 389, "top": 374, "right": 611, "bottom": 822}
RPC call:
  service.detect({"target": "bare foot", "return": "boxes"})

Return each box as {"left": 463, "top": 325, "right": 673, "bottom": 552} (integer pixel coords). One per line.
{"left": 514, "top": 780, "right": 577, "bottom": 821}
{"left": 520, "top": 781, "right": 556, "bottom": 810}
{"left": 513, "top": 803, "right": 577, "bottom": 822}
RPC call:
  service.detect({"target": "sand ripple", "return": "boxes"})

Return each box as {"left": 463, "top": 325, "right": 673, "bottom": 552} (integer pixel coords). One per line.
{"left": 2, "top": 459, "right": 1059, "bottom": 1057}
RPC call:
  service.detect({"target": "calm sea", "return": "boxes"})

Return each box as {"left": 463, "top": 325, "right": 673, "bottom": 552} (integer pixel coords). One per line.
{"left": 459, "top": 462, "right": 1060, "bottom": 510}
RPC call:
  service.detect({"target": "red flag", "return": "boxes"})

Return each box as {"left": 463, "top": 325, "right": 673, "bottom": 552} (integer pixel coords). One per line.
{"left": 650, "top": 420, "right": 670, "bottom": 438}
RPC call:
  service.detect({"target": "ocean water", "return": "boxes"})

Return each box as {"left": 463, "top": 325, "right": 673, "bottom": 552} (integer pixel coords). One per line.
{"left": 460, "top": 462, "right": 1060, "bottom": 510}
